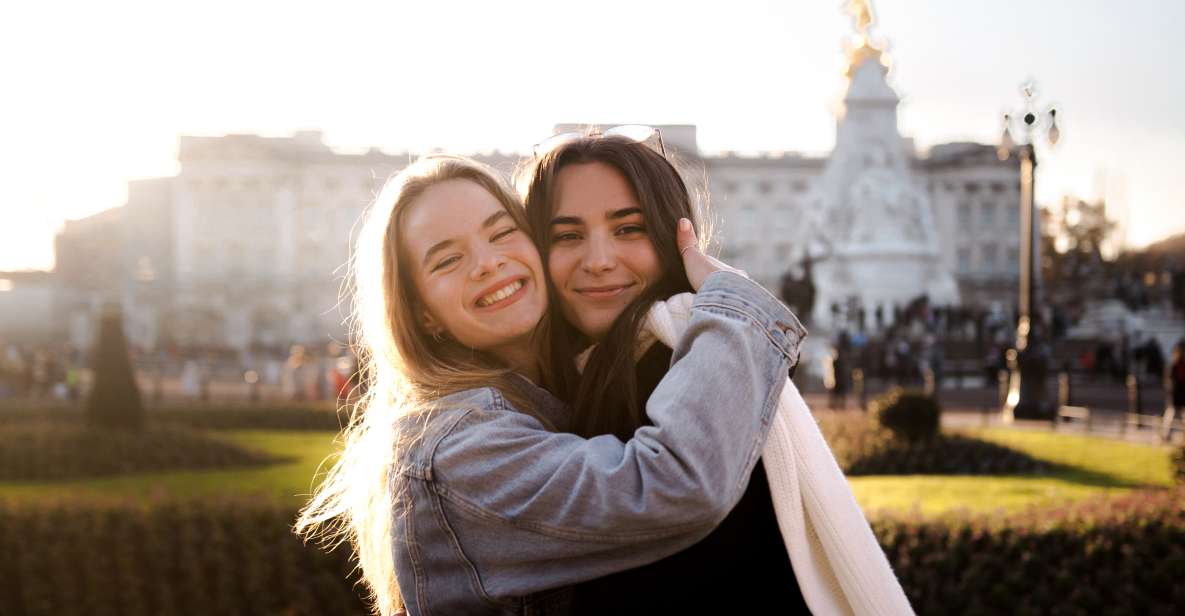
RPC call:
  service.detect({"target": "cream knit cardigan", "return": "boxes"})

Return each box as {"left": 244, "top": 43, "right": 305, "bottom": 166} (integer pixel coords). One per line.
{"left": 640, "top": 294, "right": 914, "bottom": 616}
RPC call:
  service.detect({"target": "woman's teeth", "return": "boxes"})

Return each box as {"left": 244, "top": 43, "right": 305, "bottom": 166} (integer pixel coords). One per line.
{"left": 477, "top": 280, "right": 524, "bottom": 307}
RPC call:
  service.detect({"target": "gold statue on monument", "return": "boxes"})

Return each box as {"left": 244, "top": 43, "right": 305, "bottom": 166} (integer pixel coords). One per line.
{"left": 842, "top": 0, "right": 887, "bottom": 77}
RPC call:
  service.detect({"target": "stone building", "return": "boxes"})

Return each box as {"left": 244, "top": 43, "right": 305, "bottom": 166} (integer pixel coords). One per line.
{"left": 54, "top": 6, "right": 1022, "bottom": 351}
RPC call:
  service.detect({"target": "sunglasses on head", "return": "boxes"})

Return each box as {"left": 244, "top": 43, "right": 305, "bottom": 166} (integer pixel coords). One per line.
{"left": 532, "top": 124, "right": 667, "bottom": 160}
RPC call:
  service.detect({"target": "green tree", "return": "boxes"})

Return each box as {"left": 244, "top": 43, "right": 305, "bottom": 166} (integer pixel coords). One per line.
{"left": 1041, "top": 197, "right": 1118, "bottom": 304}
{"left": 86, "top": 304, "right": 145, "bottom": 431}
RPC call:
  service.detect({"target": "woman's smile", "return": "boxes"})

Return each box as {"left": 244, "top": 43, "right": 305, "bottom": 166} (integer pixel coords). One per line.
{"left": 473, "top": 277, "right": 529, "bottom": 310}
{"left": 573, "top": 282, "right": 636, "bottom": 300}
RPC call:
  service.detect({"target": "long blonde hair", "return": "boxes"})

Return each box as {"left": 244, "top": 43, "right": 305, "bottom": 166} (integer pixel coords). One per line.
{"left": 294, "top": 154, "right": 539, "bottom": 615}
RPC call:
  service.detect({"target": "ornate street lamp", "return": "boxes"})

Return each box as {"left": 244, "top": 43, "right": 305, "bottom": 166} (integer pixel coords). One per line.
{"left": 998, "top": 81, "right": 1060, "bottom": 422}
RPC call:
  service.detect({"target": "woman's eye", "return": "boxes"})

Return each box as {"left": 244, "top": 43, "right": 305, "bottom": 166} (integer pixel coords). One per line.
{"left": 552, "top": 231, "right": 581, "bottom": 243}
{"left": 616, "top": 224, "right": 647, "bottom": 236}
{"left": 431, "top": 255, "right": 461, "bottom": 272}
{"left": 491, "top": 227, "right": 518, "bottom": 242}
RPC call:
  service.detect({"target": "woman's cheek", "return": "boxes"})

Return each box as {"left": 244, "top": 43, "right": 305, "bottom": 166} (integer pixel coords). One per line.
{"left": 547, "top": 250, "right": 572, "bottom": 291}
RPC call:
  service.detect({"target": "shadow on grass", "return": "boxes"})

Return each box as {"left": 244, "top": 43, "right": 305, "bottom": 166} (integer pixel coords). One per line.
{"left": 843, "top": 434, "right": 1053, "bottom": 476}
{"left": 1040, "top": 462, "right": 1156, "bottom": 490}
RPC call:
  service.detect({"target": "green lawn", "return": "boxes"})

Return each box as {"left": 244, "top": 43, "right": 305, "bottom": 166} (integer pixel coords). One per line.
{"left": 850, "top": 427, "right": 1176, "bottom": 516}
{"left": 1, "top": 425, "right": 1176, "bottom": 519}
{"left": 0, "top": 430, "right": 340, "bottom": 507}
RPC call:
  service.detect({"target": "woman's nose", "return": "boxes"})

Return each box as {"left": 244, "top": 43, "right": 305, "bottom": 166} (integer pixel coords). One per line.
{"left": 581, "top": 236, "right": 616, "bottom": 274}
{"left": 470, "top": 247, "right": 505, "bottom": 280}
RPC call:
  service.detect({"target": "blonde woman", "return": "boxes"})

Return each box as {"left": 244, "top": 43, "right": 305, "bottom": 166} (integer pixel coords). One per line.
{"left": 296, "top": 154, "right": 804, "bottom": 615}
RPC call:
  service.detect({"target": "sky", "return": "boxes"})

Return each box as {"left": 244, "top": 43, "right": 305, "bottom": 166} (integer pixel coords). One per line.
{"left": 2, "top": 0, "right": 1182, "bottom": 271}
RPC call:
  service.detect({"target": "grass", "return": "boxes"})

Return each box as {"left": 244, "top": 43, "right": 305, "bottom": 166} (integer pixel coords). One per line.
{"left": 849, "top": 427, "right": 1176, "bottom": 516}
{"left": 0, "top": 423, "right": 1176, "bottom": 519}
{"left": 0, "top": 430, "right": 340, "bottom": 507}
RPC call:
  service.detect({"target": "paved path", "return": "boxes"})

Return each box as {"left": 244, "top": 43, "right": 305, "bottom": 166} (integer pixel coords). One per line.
{"left": 803, "top": 392, "right": 1183, "bottom": 446}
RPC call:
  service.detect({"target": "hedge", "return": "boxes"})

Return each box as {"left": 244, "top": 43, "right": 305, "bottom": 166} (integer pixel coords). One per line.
{"left": 876, "top": 487, "right": 1185, "bottom": 615}
{"left": 0, "top": 423, "right": 281, "bottom": 481}
{"left": 2, "top": 488, "right": 1183, "bottom": 614}
{"left": 870, "top": 388, "right": 942, "bottom": 442}
{"left": 0, "top": 497, "right": 367, "bottom": 616}
{"left": 0, "top": 403, "right": 348, "bottom": 432}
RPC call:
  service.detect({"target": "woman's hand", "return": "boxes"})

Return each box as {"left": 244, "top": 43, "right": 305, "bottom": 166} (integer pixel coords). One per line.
{"left": 677, "top": 218, "right": 746, "bottom": 291}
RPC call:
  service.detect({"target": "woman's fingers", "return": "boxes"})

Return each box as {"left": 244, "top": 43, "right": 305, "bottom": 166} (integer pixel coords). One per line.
{"left": 678, "top": 218, "right": 746, "bottom": 291}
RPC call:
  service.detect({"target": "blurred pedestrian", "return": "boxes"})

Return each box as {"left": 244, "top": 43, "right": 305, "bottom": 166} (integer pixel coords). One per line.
{"left": 828, "top": 349, "right": 848, "bottom": 410}
{"left": 1170, "top": 343, "right": 1185, "bottom": 414}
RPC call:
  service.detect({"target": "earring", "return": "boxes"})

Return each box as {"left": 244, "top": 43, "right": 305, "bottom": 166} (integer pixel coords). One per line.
{"left": 431, "top": 329, "right": 445, "bottom": 343}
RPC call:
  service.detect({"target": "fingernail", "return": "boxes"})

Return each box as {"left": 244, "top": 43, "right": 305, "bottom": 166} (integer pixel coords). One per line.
{"left": 679, "top": 218, "right": 691, "bottom": 231}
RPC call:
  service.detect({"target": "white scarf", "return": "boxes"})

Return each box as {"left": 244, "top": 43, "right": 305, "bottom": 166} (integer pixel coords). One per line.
{"left": 639, "top": 294, "right": 915, "bottom": 616}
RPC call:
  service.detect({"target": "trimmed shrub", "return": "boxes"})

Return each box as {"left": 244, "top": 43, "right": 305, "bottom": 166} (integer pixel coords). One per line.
{"left": 870, "top": 388, "right": 941, "bottom": 442}
{"left": 0, "top": 403, "right": 347, "bottom": 432}
{"left": 818, "top": 412, "right": 1050, "bottom": 476}
{"left": 2, "top": 488, "right": 1182, "bottom": 614}
{"left": 153, "top": 404, "right": 349, "bottom": 431}
{"left": 0, "top": 423, "right": 283, "bottom": 481}
{"left": 86, "top": 307, "right": 145, "bottom": 432}
{"left": 0, "top": 497, "right": 367, "bottom": 615}
{"left": 874, "top": 487, "right": 1185, "bottom": 615}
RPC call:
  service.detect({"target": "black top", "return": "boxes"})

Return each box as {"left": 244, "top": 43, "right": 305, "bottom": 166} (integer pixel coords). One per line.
{"left": 569, "top": 343, "right": 811, "bottom": 615}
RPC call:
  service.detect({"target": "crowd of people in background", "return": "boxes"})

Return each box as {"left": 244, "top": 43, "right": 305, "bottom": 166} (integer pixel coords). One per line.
{"left": 0, "top": 341, "right": 362, "bottom": 404}
{"left": 819, "top": 293, "right": 1184, "bottom": 406}
{"left": 5, "top": 291, "right": 1183, "bottom": 410}
{"left": 0, "top": 344, "right": 85, "bottom": 400}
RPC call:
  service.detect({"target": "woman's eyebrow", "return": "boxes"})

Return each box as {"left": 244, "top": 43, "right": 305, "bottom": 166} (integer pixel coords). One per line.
{"left": 422, "top": 239, "right": 455, "bottom": 267}
{"left": 606, "top": 207, "right": 642, "bottom": 220}
{"left": 423, "top": 210, "right": 510, "bottom": 265}
{"left": 549, "top": 215, "right": 583, "bottom": 227}
{"left": 481, "top": 209, "right": 509, "bottom": 229}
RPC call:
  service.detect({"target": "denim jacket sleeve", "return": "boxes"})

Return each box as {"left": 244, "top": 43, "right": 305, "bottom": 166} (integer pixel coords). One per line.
{"left": 423, "top": 271, "right": 806, "bottom": 600}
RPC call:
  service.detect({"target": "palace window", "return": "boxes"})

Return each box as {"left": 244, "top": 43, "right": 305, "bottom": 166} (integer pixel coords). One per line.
{"left": 981, "top": 202, "right": 996, "bottom": 226}
{"left": 958, "top": 202, "right": 972, "bottom": 227}
{"left": 981, "top": 243, "right": 998, "bottom": 273}
{"left": 957, "top": 248, "right": 971, "bottom": 273}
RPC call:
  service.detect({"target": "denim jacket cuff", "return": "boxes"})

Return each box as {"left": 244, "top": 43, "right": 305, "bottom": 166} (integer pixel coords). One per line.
{"left": 694, "top": 270, "right": 808, "bottom": 366}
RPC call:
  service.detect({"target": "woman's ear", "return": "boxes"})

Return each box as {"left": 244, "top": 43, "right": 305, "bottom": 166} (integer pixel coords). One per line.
{"left": 422, "top": 311, "right": 445, "bottom": 339}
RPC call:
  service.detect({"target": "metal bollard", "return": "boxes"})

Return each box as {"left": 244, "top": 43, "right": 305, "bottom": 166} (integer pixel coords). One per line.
{"left": 853, "top": 369, "right": 866, "bottom": 411}
{"left": 1127, "top": 373, "right": 1142, "bottom": 415}
{"left": 998, "top": 370, "right": 1010, "bottom": 407}
{"left": 1165, "top": 367, "right": 1177, "bottom": 443}
{"left": 153, "top": 369, "right": 164, "bottom": 404}
{"left": 245, "top": 370, "right": 261, "bottom": 403}
{"left": 1058, "top": 371, "right": 1071, "bottom": 409}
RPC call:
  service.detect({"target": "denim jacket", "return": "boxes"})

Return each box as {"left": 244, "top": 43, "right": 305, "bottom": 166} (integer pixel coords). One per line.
{"left": 391, "top": 271, "right": 807, "bottom": 615}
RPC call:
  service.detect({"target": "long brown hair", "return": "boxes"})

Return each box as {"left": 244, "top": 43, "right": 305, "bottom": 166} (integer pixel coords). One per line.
{"left": 520, "top": 136, "right": 704, "bottom": 440}
{"left": 295, "top": 154, "right": 540, "bottom": 616}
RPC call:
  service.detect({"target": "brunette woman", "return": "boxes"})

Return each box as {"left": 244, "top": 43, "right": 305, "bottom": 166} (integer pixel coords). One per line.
{"left": 522, "top": 132, "right": 811, "bottom": 614}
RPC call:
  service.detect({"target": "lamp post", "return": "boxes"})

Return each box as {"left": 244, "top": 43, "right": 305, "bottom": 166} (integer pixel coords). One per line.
{"left": 998, "top": 81, "right": 1060, "bottom": 422}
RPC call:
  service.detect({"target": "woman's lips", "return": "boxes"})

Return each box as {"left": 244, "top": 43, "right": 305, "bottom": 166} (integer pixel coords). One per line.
{"left": 473, "top": 277, "right": 529, "bottom": 312}
{"left": 574, "top": 283, "right": 635, "bottom": 300}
